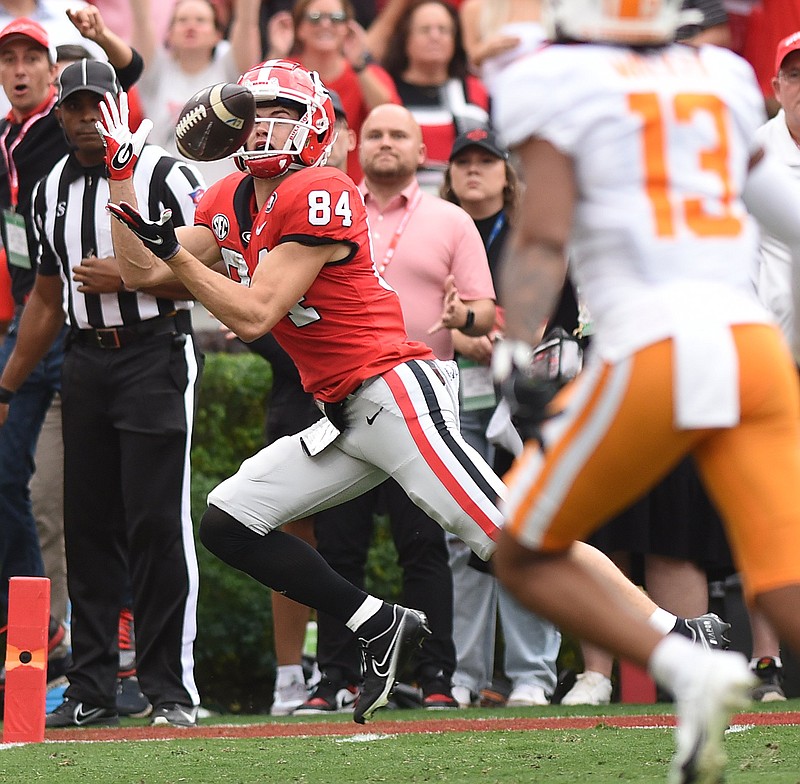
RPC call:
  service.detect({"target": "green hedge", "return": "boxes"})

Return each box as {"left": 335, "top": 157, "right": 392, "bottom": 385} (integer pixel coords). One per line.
{"left": 190, "top": 352, "right": 401, "bottom": 713}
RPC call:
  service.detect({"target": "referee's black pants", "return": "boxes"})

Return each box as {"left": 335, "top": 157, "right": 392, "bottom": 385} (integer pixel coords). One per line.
{"left": 61, "top": 330, "right": 201, "bottom": 710}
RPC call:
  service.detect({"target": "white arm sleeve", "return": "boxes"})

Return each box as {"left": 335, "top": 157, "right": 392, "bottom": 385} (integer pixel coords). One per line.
{"left": 743, "top": 153, "right": 800, "bottom": 365}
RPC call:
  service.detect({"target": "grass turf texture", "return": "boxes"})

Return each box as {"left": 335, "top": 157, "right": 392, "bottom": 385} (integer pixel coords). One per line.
{"left": 2, "top": 702, "right": 800, "bottom": 783}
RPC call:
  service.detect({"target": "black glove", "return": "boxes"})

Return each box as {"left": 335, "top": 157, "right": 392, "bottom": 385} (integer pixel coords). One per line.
{"left": 107, "top": 201, "right": 181, "bottom": 261}
{"left": 500, "top": 371, "right": 560, "bottom": 442}
{"left": 493, "top": 328, "right": 583, "bottom": 444}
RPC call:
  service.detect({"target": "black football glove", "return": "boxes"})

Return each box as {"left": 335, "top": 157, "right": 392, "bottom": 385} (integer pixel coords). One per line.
{"left": 501, "top": 369, "right": 560, "bottom": 443}
{"left": 493, "top": 328, "right": 583, "bottom": 444}
{"left": 107, "top": 202, "right": 182, "bottom": 261}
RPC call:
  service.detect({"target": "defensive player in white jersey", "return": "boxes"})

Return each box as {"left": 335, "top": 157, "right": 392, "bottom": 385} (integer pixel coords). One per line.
{"left": 491, "top": 1, "right": 800, "bottom": 782}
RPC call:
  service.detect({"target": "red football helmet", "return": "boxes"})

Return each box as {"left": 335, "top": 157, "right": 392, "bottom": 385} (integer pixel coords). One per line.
{"left": 234, "top": 59, "right": 336, "bottom": 179}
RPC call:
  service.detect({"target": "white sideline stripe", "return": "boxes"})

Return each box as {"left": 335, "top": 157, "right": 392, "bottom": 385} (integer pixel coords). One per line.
{"left": 336, "top": 733, "right": 398, "bottom": 743}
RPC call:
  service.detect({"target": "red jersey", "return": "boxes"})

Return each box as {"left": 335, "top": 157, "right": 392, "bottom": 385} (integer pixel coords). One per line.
{"left": 195, "top": 167, "right": 433, "bottom": 402}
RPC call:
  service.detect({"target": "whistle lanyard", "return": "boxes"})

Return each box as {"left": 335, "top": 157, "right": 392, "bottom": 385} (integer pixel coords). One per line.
{"left": 377, "top": 190, "right": 423, "bottom": 275}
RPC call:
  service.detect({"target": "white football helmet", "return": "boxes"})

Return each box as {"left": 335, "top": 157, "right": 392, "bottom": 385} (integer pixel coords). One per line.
{"left": 234, "top": 59, "right": 335, "bottom": 179}
{"left": 544, "top": 0, "right": 702, "bottom": 45}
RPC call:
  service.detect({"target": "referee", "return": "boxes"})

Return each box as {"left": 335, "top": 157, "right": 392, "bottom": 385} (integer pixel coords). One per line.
{"left": 0, "top": 60, "right": 205, "bottom": 728}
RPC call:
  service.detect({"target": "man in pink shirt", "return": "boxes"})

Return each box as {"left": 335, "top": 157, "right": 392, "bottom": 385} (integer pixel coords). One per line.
{"left": 295, "top": 103, "right": 496, "bottom": 715}
{"left": 359, "top": 103, "right": 495, "bottom": 358}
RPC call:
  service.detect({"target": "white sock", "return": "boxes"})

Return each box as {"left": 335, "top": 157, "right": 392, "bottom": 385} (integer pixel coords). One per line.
{"left": 346, "top": 595, "right": 383, "bottom": 633}
{"left": 648, "top": 607, "right": 678, "bottom": 636}
{"left": 647, "top": 633, "right": 698, "bottom": 692}
{"left": 275, "top": 664, "right": 304, "bottom": 689}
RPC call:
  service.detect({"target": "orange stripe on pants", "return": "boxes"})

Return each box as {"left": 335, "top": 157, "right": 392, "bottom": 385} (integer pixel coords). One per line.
{"left": 505, "top": 324, "right": 800, "bottom": 599}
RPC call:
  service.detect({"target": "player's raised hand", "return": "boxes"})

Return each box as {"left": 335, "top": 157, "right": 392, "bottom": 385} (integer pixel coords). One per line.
{"left": 107, "top": 202, "right": 182, "bottom": 262}
{"left": 96, "top": 91, "right": 153, "bottom": 180}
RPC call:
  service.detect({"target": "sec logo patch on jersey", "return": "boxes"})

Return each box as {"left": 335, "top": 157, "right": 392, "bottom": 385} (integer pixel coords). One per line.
{"left": 212, "top": 213, "right": 230, "bottom": 241}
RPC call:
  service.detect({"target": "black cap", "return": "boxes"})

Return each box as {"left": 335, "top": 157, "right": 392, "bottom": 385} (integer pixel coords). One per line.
{"left": 328, "top": 88, "right": 347, "bottom": 122}
{"left": 449, "top": 128, "right": 508, "bottom": 161}
{"left": 57, "top": 59, "right": 120, "bottom": 105}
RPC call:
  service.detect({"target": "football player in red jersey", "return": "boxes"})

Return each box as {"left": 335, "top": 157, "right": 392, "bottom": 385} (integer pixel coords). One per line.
{"left": 97, "top": 58, "right": 736, "bottom": 727}
{"left": 97, "top": 59, "right": 505, "bottom": 724}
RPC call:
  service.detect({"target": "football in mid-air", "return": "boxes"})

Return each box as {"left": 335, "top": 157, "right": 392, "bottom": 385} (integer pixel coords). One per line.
{"left": 175, "top": 82, "right": 255, "bottom": 162}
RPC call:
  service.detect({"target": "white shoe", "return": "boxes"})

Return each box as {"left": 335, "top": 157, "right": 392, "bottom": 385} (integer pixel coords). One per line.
{"left": 560, "top": 671, "right": 612, "bottom": 706}
{"left": 668, "top": 649, "right": 755, "bottom": 784}
{"left": 506, "top": 683, "right": 549, "bottom": 707}
{"left": 451, "top": 685, "right": 477, "bottom": 708}
{"left": 270, "top": 677, "right": 309, "bottom": 716}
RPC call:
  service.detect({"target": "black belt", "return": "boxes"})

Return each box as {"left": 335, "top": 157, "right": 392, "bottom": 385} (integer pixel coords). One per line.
{"left": 315, "top": 381, "right": 368, "bottom": 432}
{"left": 71, "top": 311, "right": 191, "bottom": 350}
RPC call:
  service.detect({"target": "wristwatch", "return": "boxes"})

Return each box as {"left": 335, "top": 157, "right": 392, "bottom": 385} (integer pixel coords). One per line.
{"left": 353, "top": 53, "right": 373, "bottom": 73}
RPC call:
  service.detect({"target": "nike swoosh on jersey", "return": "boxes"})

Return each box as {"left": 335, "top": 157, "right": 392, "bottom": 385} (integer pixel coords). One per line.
{"left": 255, "top": 222, "right": 267, "bottom": 235}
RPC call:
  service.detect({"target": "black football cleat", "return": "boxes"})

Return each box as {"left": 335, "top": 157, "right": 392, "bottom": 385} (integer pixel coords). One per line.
{"left": 353, "top": 605, "right": 430, "bottom": 724}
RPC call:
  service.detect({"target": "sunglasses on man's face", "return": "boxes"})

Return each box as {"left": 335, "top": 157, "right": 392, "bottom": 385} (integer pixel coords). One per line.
{"left": 304, "top": 10, "right": 348, "bottom": 24}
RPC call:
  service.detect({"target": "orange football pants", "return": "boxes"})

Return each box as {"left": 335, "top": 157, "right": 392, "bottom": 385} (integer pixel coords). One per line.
{"left": 504, "top": 324, "right": 800, "bottom": 600}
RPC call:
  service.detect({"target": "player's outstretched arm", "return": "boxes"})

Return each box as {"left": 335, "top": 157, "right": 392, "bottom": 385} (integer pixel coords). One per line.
{"left": 107, "top": 199, "right": 342, "bottom": 342}
{"left": 98, "top": 91, "right": 217, "bottom": 289}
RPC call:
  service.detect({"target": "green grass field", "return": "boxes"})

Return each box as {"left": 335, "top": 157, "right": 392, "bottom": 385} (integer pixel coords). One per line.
{"left": 2, "top": 702, "right": 800, "bottom": 783}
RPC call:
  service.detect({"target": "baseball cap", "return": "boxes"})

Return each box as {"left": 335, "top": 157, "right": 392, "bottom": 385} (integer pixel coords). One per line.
{"left": 328, "top": 88, "right": 347, "bottom": 122}
{"left": 449, "top": 128, "right": 508, "bottom": 162}
{"left": 0, "top": 18, "right": 57, "bottom": 63}
{"left": 775, "top": 30, "right": 800, "bottom": 76}
{"left": 57, "top": 59, "right": 120, "bottom": 105}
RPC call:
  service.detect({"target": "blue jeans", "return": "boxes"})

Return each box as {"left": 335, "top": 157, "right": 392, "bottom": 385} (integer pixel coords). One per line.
{"left": 0, "top": 311, "right": 67, "bottom": 622}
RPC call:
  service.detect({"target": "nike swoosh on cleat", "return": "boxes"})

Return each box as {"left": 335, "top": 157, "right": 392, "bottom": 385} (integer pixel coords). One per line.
{"left": 368, "top": 616, "right": 407, "bottom": 678}
{"left": 75, "top": 704, "right": 106, "bottom": 724}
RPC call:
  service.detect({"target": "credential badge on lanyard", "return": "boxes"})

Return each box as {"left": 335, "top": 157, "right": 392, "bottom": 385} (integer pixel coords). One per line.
{"left": 2, "top": 210, "right": 30, "bottom": 269}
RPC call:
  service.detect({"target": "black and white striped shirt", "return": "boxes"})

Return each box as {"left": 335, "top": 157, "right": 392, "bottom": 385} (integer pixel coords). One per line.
{"left": 32, "top": 145, "right": 205, "bottom": 329}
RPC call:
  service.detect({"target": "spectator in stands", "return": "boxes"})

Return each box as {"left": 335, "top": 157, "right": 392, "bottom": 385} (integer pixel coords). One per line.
{"left": 129, "top": 0, "right": 262, "bottom": 182}
{"left": 440, "top": 128, "right": 561, "bottom": 707}
{"left": 745, "top": 28, "right": 800, "bottom": 702}
{"left": 0, "top": 0, "right": 108, "bottom": 115}
{"left": 282, "top": 0, "right": 399, "bottom": 182}
{"left": 381, "top": 0, "right": 488, "bottom": 190}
